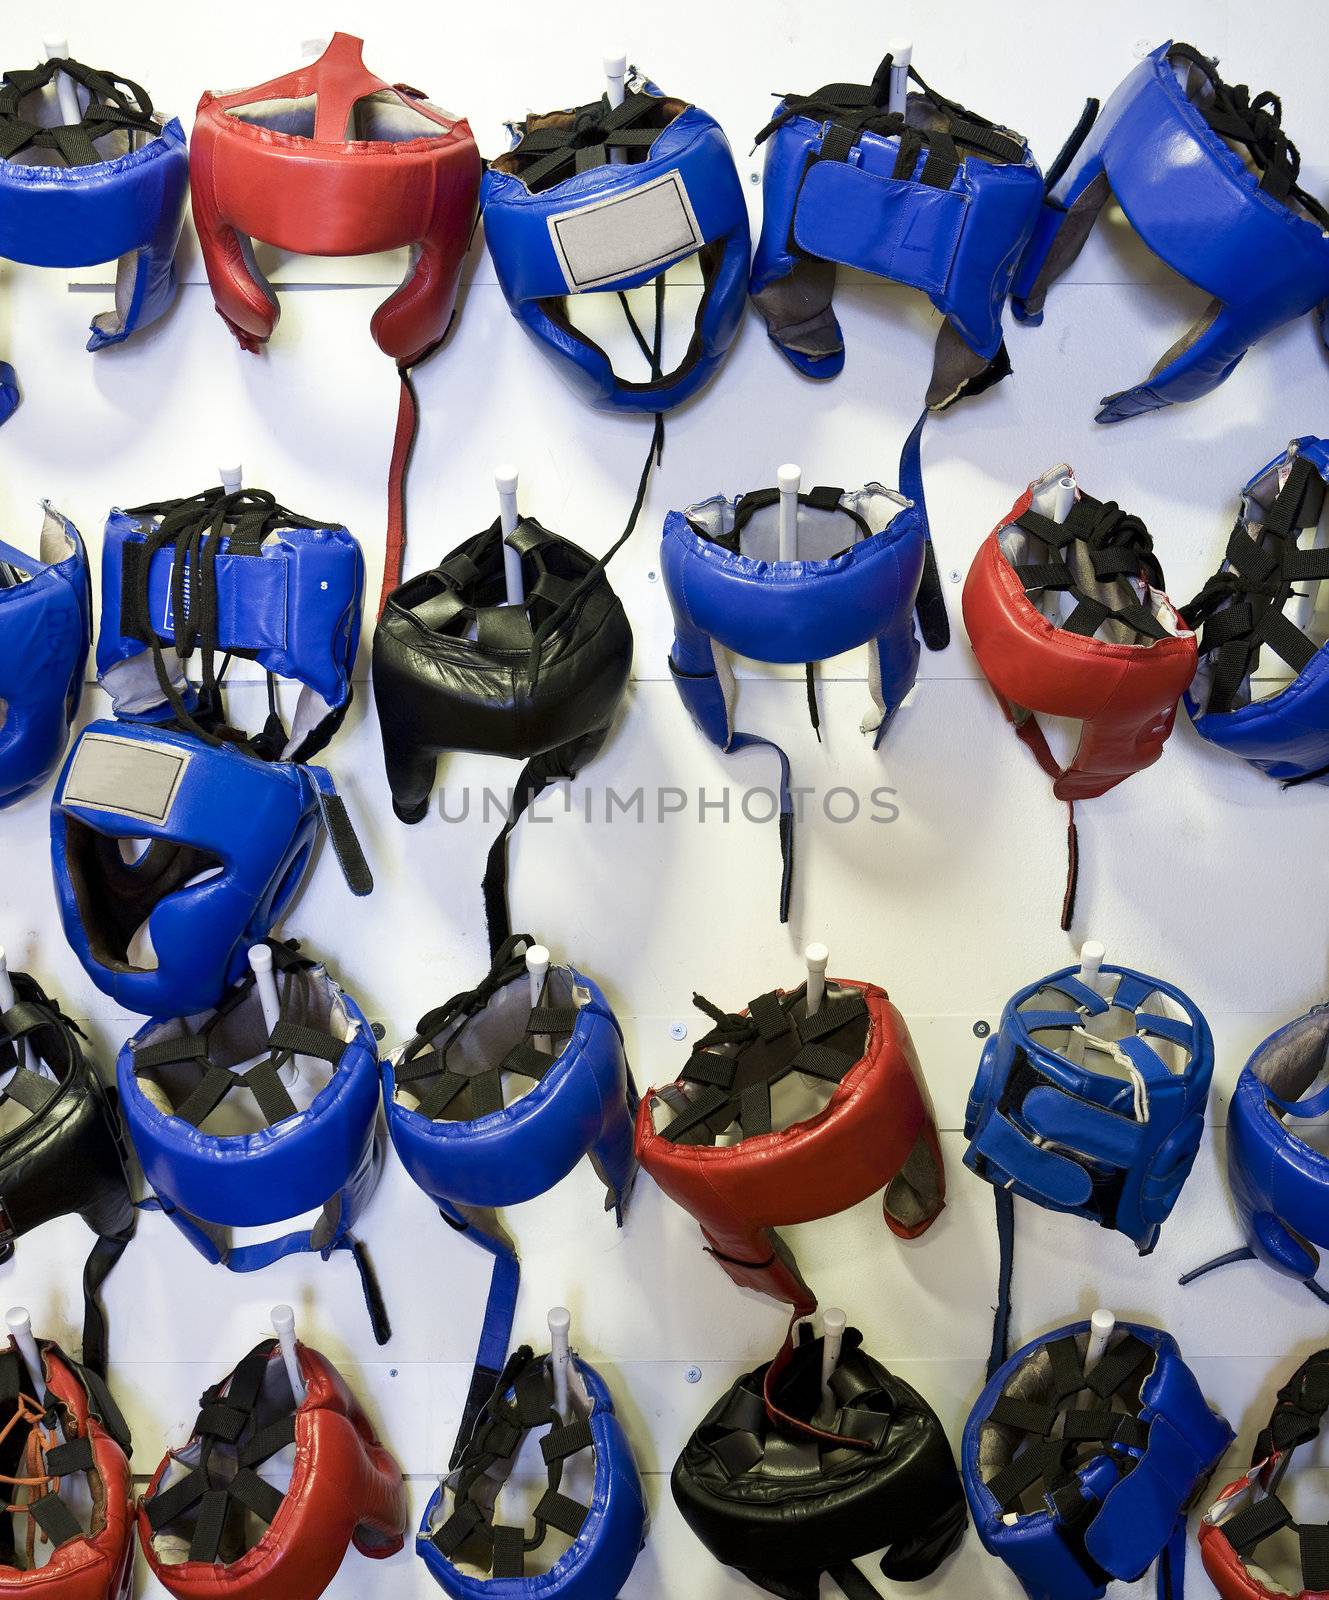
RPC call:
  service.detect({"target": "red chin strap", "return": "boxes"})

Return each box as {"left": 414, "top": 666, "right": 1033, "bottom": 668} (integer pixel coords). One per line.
{"left": 190, "top": 33, "right": 482, "bottom": 615}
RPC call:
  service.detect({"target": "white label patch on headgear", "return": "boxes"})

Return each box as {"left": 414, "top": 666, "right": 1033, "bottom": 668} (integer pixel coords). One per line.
{"left": 547, "top": 170, "right": 703, "bottom": 292}
{"left": 61, "top": 732, "right": 190, "bottom": 824}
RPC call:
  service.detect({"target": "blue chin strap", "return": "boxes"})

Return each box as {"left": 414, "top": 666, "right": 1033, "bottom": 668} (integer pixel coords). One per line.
{"left": 0, "top": 503, "right": 90, "bottom": 809}
{"left": 963, "top": 1319, "right": 1233, "bottom": 1600}
{"left": 1181, "top": 1003, "right": 1329, "bottom": 1310}
{"left": 481, "top": 70, "right": 749, "bottom": 414}
{"left": 0, "top": 56, "right": 188, "bottom": 425}
{"left": 51, "top": 719, "right": 372, "bottom": 1017}
{"left": 1183, "top": 438, "right": 1329, "bottom": 784}
{"left": 117, "top": 942, "right": 391, "bottom": 1342}
{"left": 382, "top": 936, "right": 638, "bottom": 1484}
{"left": 1013, "top": 42, "right": 1329, "bottom": 423}
{"left": 964, "top": 963, "right": 1212, "bottom": 1378}
{"left": 663, "top": 466, "right": 926, "bottom": 922}
{"left": 97, "top": 484, "right": 365, "bottom": 763}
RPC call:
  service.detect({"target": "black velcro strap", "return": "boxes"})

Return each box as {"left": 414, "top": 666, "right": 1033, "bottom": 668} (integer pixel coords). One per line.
{"left": 0, "top": 1067, "right": 58, "bottom": 1115}
{"left": 787, "top": 1042, "right": 855, "bottom": 1081}
{"left": 28, "top": 1491, "right": 82, "bottom": 1548}
{"left": 189, "top": 1487, "right": 232, "bottom": 1562}
{"left": 176, "top": 1064, "right": 238, "bottom": 1127}
{"left": 239, "top": 1414, "right": 297, "bottom": 1468}
{"left": 1222, "top": 1492, "right": 1292, "bottom": 1554}
{"left": 316, "top": 789, "right": 374, "bottom": 896}
{"left": 988, "top": 1396, "right": 1056, "bottom": 1436}
{"left": 748, "top": 991, "right": 790, "bottom": 1041}
{"left": 1302, "top": 1524, "right": 1329, "bottom": 1591}
{"left": 145, "top": 1467, "right": 209, "bottom": 1531}
{"left": 534, "top": 1488, "right": 588, "bottom": 1540}
{"left": 540, "top": 1417, "right": 593, "bottom": 1464}
{"left": 491, "top": 1523, "right": 525, "bottom": 1577}
{"left": 241, "top": 1058, "right": 299, "bottom": 1126}
{"left": 226, "top": 1466, "right": 285, "bottom": 1525}
{"left": 43, "top": 1436, "right": 94, "bottom": 1476}
{"left": 268, "top": 1021, "right": 344, "bottom": 1064}
{"left": 434, "top": 1500, "right": 483, "bottom": 1557}
{"left": 797, "top": 992, "right": 867, "bottom": 1043}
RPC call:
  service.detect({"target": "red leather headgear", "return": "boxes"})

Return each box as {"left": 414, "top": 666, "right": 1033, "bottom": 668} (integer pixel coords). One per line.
{"left": 190, "top": 33, "right": 482, "bottom": 611}
{"left": 138, "top": 1336, "right": 406, "bottom": 1600}
{"left": 963, "top": 465, "right": 1196, "bottom": 926}
{"left": 635, "top": 975, "right": 945, "bottom": 1318}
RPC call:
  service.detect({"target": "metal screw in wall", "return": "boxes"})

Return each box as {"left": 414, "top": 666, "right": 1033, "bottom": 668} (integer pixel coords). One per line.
{"left": 685, "top": 1366, "right": 702, "bottom": 1384}
{"left": 670, "top": 1022, "right": 688, "bottom": 1041}
{"left": 973, "top": 1020, "right": 991, "bottom": 1038}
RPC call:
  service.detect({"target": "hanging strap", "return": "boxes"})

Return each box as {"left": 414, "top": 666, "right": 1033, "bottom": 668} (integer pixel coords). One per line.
{"left": 439, "top": 1206, "right": 522, "bottom": 1470}
{"left": 987, "top": 1185, "right": 1016, "bottom": 1381}
{"left": 379, "top": 366, "right": 426, "bottom": 617}
{"left": 0, "top": 58, "right": 159, "bottom": 166}
{"left": 898, "top": 409, "right": 950, "bottom": 651}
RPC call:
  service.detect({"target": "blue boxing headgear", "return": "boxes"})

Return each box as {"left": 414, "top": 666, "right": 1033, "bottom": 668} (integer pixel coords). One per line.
{"left": 963, "top": 1319, "right": 1233, "bottom": 1600}
{"left": 964, "top": 961, "right": 1212, "bottom": 1375}
{"left": 97, "top": 484, "right": 364, "bottom": 763}
{"left": 1013, "top": 42, "right": 1329, "bottom": 423}
{"left": 0, "top": 55, "right": 188, "bottom": 424}
{"left": 419, "top": 1343, "right": 646, "bottom": 1596}
{"left": 1182, "top": 1002, "right": 1329, "bottom": 1309}
{"left": 663, "top": 471, "right": 925, "bottom": 921}
{"left": 383, "top": 936, "right": 638, "bottom": 1495}
{"left": 51, "top": 720, "right": 372, "bottom": 1017}
{"left": 117, "top": 940, "right": 391, "bottom": 1342}
{"left": 1183, "top": 438, "right": 1329, "bottom": 784}
{"left": 0, "top": 502, "right": 90, "bottom": 809}
{"left": 481, "top": 69, "right": 749, "bottom": 413}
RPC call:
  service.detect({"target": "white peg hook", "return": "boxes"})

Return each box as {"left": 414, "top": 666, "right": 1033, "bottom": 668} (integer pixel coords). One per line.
{"left": 778, "top": 464, "right": 801, "bottom": 562}
{"left": 548, "top": 1306, "right": 572, "bottom": 1422}
{"left": 42, "top": 38, "right": 82, "bottom": 126}
{"left": 604, "top": 53, "right": 627, "bottom": 163}
{"left": 805, "top": 944, "right": 829, "bottom": 1017}
{"left": 495, "top": 465, "right": 525, "bottom": 608}
{"left": 0, "top": 948, "right": 35, "bottom": 1079}
{"left": 1078, "top": 940, "right": 1109, "bottom": 995}
{"left": 887, "top": 41, "right": 912, "bottom": 116}
{"left": 820, "top": 1307, "right": 847, "bottom": 1406}
{"left": 527, "top": 943, "right": 552, "bottom": 1054}
{"left": 1031, "top": 471, "right": 1077, "bottom": 524}
{"left": 219, "top": 464, "right": 243, "bottom": 495}
{"left": 248, "top": 945, "right": 298, "bottom": 1087}
{"left": 5, "top": 1308, "right": 44, "bottom": 1398}
{"left": 271, "top": 1305, "right": 308, "bottom": 1406}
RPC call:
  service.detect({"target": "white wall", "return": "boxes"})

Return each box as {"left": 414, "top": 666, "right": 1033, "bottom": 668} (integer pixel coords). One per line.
{"left": 3, "top": 1, "right": 1329, "bottom": 1593}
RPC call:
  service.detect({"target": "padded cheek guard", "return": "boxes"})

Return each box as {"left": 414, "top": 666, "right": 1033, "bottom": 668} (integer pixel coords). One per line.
{"left": 0, "top": 56, "right": 188, "bottom": 424}
{"left": 0, "top": 505, "right": 90, "bottom": 810}
{"left": 98, "top": 485, "right": 364, "bottom": 763}
{"left": 1184, "top": 438, "right": 1329, "bottom": 784}
{"left": 1013, "top": 42, "right": 1329, "bottom": 424}
{"left": 635, "top": 976, "right": 945, "bottom": 1322}
{"left": 964, "top": 1320, "right": 1233, "bottom": 1600}
{"left": 963, "top": 467, "right": 1196, "bottom": 927}
{"left": 965, "top": 961, "right": 1211, "bottom": 1376}
{"left": 0, "top": 1336, "right": 135, "bottom": 1598}
{"left": 673, "top": 1325, "right": 966, "bottom": 1600}
{"left": 419, "top": 1344, "right": 646, "bottom": 1596}
{"left": 481, "top": 71, "right": 749, "bottom": 413}
{"left": 51, "top": 720, "right": 371, "bottom": 1018}
{"left": 373, "top": 515, "right": 632, "bottom": 954}
{"left": 139, "top": 1336, "right": 406, "bottom": 1599}
{"left": 1201, "top": 1348, "right": 1329, "bottom": 1599}
{"left": 117, "top": 944, "right": 391, "bottom": 1343}
{"left": 0, "top": 971, "right": 136, "bottom": 1378}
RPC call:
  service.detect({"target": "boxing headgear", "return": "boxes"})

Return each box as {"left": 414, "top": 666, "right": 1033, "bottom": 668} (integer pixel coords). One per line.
{"left": 664, "top": 472, "right": 926, "bottom": 921}
{"left": 117, "top": 942, "right": 391, "bottom": 1342}
{"left": 0, "top": 55, "right": 187, "bottom": 423}
{"left": 1184, "top": 438, "right": 1329, "bottom": 783}
{"left": 482, "top": 69, "right": 748, "bottom": 414}
{"left": 1201, "top": 1347, "right": 1329, "bottom": 1600}
{"left": 374, "top": 514, "right": 631, "bottom": 951}
{"left": 420, "top": 1343, "right": 647, "bottom": 1596}
{"left": 963, "top": 465, "right": 1196, "bottom": 926}
{"left": 0, "top": 505, "right": 90, "bottom": 810}
{"left": 0, "top": 968, "right": 134, "bottom": 1377}
{"left": 139, "top": 1334, "right": 406, "bottom": 1599}
{"left": 51, "top": 720, "right": 371, "bottom": 1016}
{"left": 383, "top": 936, "right": 638, "bottom": 1458}
{"left": 189, "top": 33, "right": 482, "bottom": 610}
{"left": 964, "top": 1319, "right": 1233, "bottom": 1600}
{"left": 635, "top": 972, "right": 944, "bottom": 1324}
{"left": 965, "top": 958, "right": 1212, "bottom": 1375}
{"left": 1181, "top": 1001, "right": 1329, "bottom": 1308}
{"left": 0, "top": 1333, "right": 134, "bottom": 1596}
{"left": 674, "top": 1324, "right": 966, "bottom": 1600}
{"left": 1013, "top": 42, "right": 1329, "bottom": 423}
{"left": 98, "top": 484, "right": 364, "bottom": 762}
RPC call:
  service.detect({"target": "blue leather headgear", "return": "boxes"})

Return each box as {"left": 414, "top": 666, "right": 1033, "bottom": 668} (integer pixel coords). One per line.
{"left": 1183, "top": 438, "right": 1329, "bottom": 783}
{"left": 0, "top": 56, "right": 188, "bottom": 424}
{"left": 964, "top": 962, "right": 1212, "bottom": 1375}
{"left": 963, "top": 1319, "right": 1233, "bottom": 1600}
{"left": 0, "top": 503, "right": 90, "bottom": 809}
{"left": 116, "top": 940, "right": 391, "bottom": 1342}
{"left": 663, "top": 470, "right": 925, "bottom": 921}
{"left": 51, "top": 720, "right": 372, "bottom": 1017}
{"left": 1013, "top": 42, "right": 1329, "bottom": 423}
{"left": 97, "top": 484, "right": 364, "bottom": 763}
{"left": 419, "top": 1343, "right": 646, "bottom": 1596}
{"left": 383, "top": 936, "right": 638, "bottom": 1487}
{"left": 1181, "top": 1002, "right": 1329, "bottom": 1309}
{"left": 481, "top": 69, "right": 749, "bottom": 413}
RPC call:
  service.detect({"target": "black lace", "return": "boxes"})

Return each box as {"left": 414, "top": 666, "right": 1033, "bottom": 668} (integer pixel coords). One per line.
{"left": 1014, "top": 493, "right": 1169, "bottom": 642}
{"left": 0, "top": 58, "right": 159, "bottom": 166}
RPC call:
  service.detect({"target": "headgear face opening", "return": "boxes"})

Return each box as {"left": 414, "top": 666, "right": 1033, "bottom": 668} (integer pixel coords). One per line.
{"left": 482, "top": 69, "right": 750, "bottom": 414}
{"left": 0, "top": 55, "right": 188, "bottom": 423}
{"left": 1013, "top": 42, "right": 1329, "bottom": 423}
{"left": 0, "top": 505, "right": 90, "bottom": 810}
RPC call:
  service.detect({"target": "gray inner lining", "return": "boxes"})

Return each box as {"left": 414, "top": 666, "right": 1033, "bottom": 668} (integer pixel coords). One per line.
{"left": 227, "top": 90, "right": 452, "bottom": 142}
{"left": 683, "top": 486, "right": 906, "bottom": 563}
